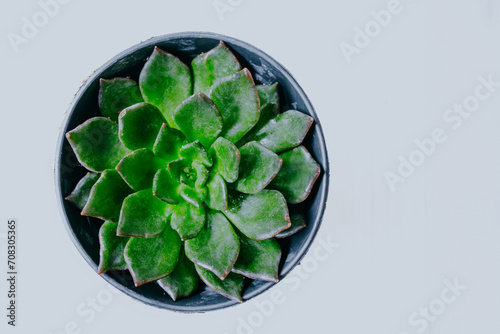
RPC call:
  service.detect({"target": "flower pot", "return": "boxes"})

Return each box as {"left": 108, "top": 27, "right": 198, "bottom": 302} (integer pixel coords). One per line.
{"left": 55, "top": 31, "right": 330, "bottom": 312}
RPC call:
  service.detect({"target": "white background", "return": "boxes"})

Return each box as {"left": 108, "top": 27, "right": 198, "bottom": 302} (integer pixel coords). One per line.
{"left": 1, "top": 0, "right": 500, "bottom": 333}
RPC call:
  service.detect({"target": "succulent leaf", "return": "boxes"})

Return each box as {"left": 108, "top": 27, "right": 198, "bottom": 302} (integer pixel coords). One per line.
{"left": 276, "top": 213, "right": 306, "bottom": 239}
{"left": 195, "top": 265, "right": 244, "bottom": 303}
{"left": 66, "top": 117, "right": 131, "bottom": 172}
{"left": 209, "top": 69, "right": 260, "bottom": 143}
{"left": 209, "top": 137, "right": 240, "bottom": 183}
{"left": 206, "top": 173, "right": 228, "bottom": 211}
{"left": 232, "top": 232, "right": 281, "bottom": 282}
{"left": 98, "top": 221, "right": 130, "bottom": 274}
{"left": 224, "top": 190, "right": 291, "bottom": 241}
{"left": 99, "top": 78, "right": 144, "bottom": 122}
{"left": 192, "top": 162, "right": 209, "bottom": 188}
{"left": 81, "top": 169, "right": 134, "bottom": 222}
{"left": 241, "top": 110, "right": 313, "bottom": 153}
{"left": 116, "top": 148, "right": 166, "bottom": 191}
{"left": 174, "top": 93, "right": 223, "bottom": 149}
{"left": 158, "top": 248, "right": 199, "bottom": 301}
{"left": 124, "top": 224, "right": 181, "bottom": 286}
{"left": 117, "top": 189, "right": 169, "bottom": 238}
{"left": 153, "top": 123, "right": 186, "bottom": 163}
{"left": 65, "top": 172, "right": 100, "bottom": 210}
{"left": 192, "top": 41, "right": 241, "bottom": 95}
{"left": 241, "top": 84, "right": 280, "bottom": 141}
{"left": 170, "top": 201, "right": 206, "bottom": 240}
{"left": 235, "top": 141, "right": 282, "bottom": 194}
{"left": 185, "top": 210, "right": 240, "bottom": 279}
{"left": 269, "top": 146, "right": 321, "bottom": 204}
{"left": 139, "top": 47, "right": 192, "bottom": 128}
{"left": 118, "top": 102, "right": 166, "bottom": 151}
{"left": 179, "top": 140, "right": 213, "bottom": 167}
{"left": 153, "top": 168, "right": 181, "bottom": 204}
{"left": 179, "top": 184, "right": 207, "bottom": 207}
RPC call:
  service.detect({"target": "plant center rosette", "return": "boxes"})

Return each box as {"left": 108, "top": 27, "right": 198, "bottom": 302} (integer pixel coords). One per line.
{"left": 65, "top": 42, "right": 321, "bottom": 302}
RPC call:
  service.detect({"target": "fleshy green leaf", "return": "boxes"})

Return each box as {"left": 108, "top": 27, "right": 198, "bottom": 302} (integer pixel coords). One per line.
{"left": 276, "top": 213, "right": 306, "bottom": 239}
{"left": 224, "top": 190, "right": 291, "bottom": 241}
{"left": 118, "top": 102, "right": 166, "bottom": 151}
{"left": 192, "top": 162, "right": 209, "bottom": 188}
{"left": 66, "top": 117, "right": 130, "bottom": 172}
{"left": 232, "top": 232, "right": 281, "bottom": 282}
{"left": 209, "top": 69, "right": 260, "bottom": 143}
{"left": 98, "top": 221, "right": 130, "bottom": 274}
{"left": 241, "top": 84, "right": 280, "bottom": 140}
{"left": 235, "top": 141, "right": 282, "bottom": 194}
{"left": 98, "top": 78, "right": 144, "bottom": 122}
{"left": 205, "top": 173, "right": 228, "bottom": 211}
{"left": 82, "top": 169, "right": 133, "bottom": 221}
{"left": 124, "top": 225, "right": 181, "bottom": 286}
{"left": 179, "top": 183, "right": 207, "bottom": 207}
{"left": 153, "top": 168, "right": 181, "bottom": 204}
{"left": 192, "top": 41, "right": 241, "bottom": 95}
{"left": 153, "top": 123, "right": 186, "bottom": 163}
{"left": 179, "top": 141, "right": 213, "bottom": 167}
{"left": 170, "top": 201, "right": 206, "bottom": 240}
{"left": 195, "top": 265, "right": 244, "bottom": 303}
{"left": 65, "top": 172, "right": 100, "bottom": 210}
{"left": 158, "top": 248, "right": 199, "bottom": 301}
{"left": 185, "top": 210, "right": 240, "bottom": 279}
{"left": 269, "top": 146, "right": 321, "bottom": 204}
{"left": 174, "top": 93, "right": 223, "bottom": 149}
{"left": 139, "top": 47, "right": 192, "bottom": 128}
{"left": 116, "top": 148, "right": 166, "bottom": 191}
{"left": 210, "top": 137, "right": 240, "bottom": 183}
{"left": 117, "top": 189, "right": 169, "bottom": 238}
{"left": 240, "top": 110, "right": 313, "bottom": 153}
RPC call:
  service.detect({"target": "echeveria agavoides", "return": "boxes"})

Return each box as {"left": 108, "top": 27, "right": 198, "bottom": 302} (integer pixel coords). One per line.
{"left": 65, "top": 43, "right": 321, "bottom": 302}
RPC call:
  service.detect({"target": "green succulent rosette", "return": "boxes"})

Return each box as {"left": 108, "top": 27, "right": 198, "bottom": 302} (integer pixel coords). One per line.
{"left": 65, "top": 42, "right": 321, "bottom": 303}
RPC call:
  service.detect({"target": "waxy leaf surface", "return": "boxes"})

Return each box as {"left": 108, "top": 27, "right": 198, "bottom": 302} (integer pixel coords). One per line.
{"left": 195, "top": 265, "right": 244, "bottom": 303}
{"left": 153, "top": 123, "right": 186, "bottom": 163}
{"left": 153, "top": 168, "right": 181, "bottom": 204}
{"left": 232, "top": 232, "right": 281, "bottom": 282}
{"left": 174, "top": 93, "right": 223, "bottom": 149}
{"left": 243, "top": 84, "right": 280, "bottom": 139}
{"left": 276, "top": 213, "right": 306, "bottom": 239}
{"left": 99, "top": 78, "right": 144, "bottom": 122}
{"left": 210, "top": 137, "right": 240, "bottom": 183}
{"left": 124, "top": 225, "right": 181, "bottom": 286}
{"left": 235, "top": 141, "right": 282, "bottom": 194}
{"left": 185, "top": 211, "right": 239, "bottom": 279}
{"left": 243, "top": 110, "right": 313, "bottom": 153}
{"left": 192, "top": 41, "right": 241, "bottom": 95}
{"left": 66, "top": 172, "right": 100, "bottom": 210}
{"left": 209, "top": 69, "right": 260, "bottom": 143}
{"left": 205, "top": 173, "right": 228, "bottom": 211}
{"left": 66, "top": 117, "right": 130, "bottom": 172}
{"left": 179, "top": 183, "right": 207, "bottom": 207}
{"left": 158, "top": 248, "right": 199, "bottom": 301}
{"left": 116, "top": 148, "right": 166, "bottom": 191}
{"left": 117, "top": 189, "right": 169, "bottom": 238}
{"left": 269, "top": 146, "right": 321, "bottom": 203}
{"left": 139, "top": 47, "right": 192, "bottom": 127}
{"left": 82, "top": 169, "right": 133, "bottom": 222}
{"left": 98, "top": 221, "right": 130, "bottom": 274}
{"left": 170, "top": 201, "right": 206, "bottom": 240}
{"left": 224, "top": 190, "right": 290, "bottom": 241}
{"left": 179, "top": 140, "right": 213, "bottom": 167}
{"left": 118, "top": 102, "right": 166, "bottom": 151}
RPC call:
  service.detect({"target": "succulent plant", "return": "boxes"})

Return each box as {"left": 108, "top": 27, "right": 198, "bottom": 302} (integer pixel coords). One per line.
{"left": 65, "top": 42, "right": 321, "bottom": 302}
